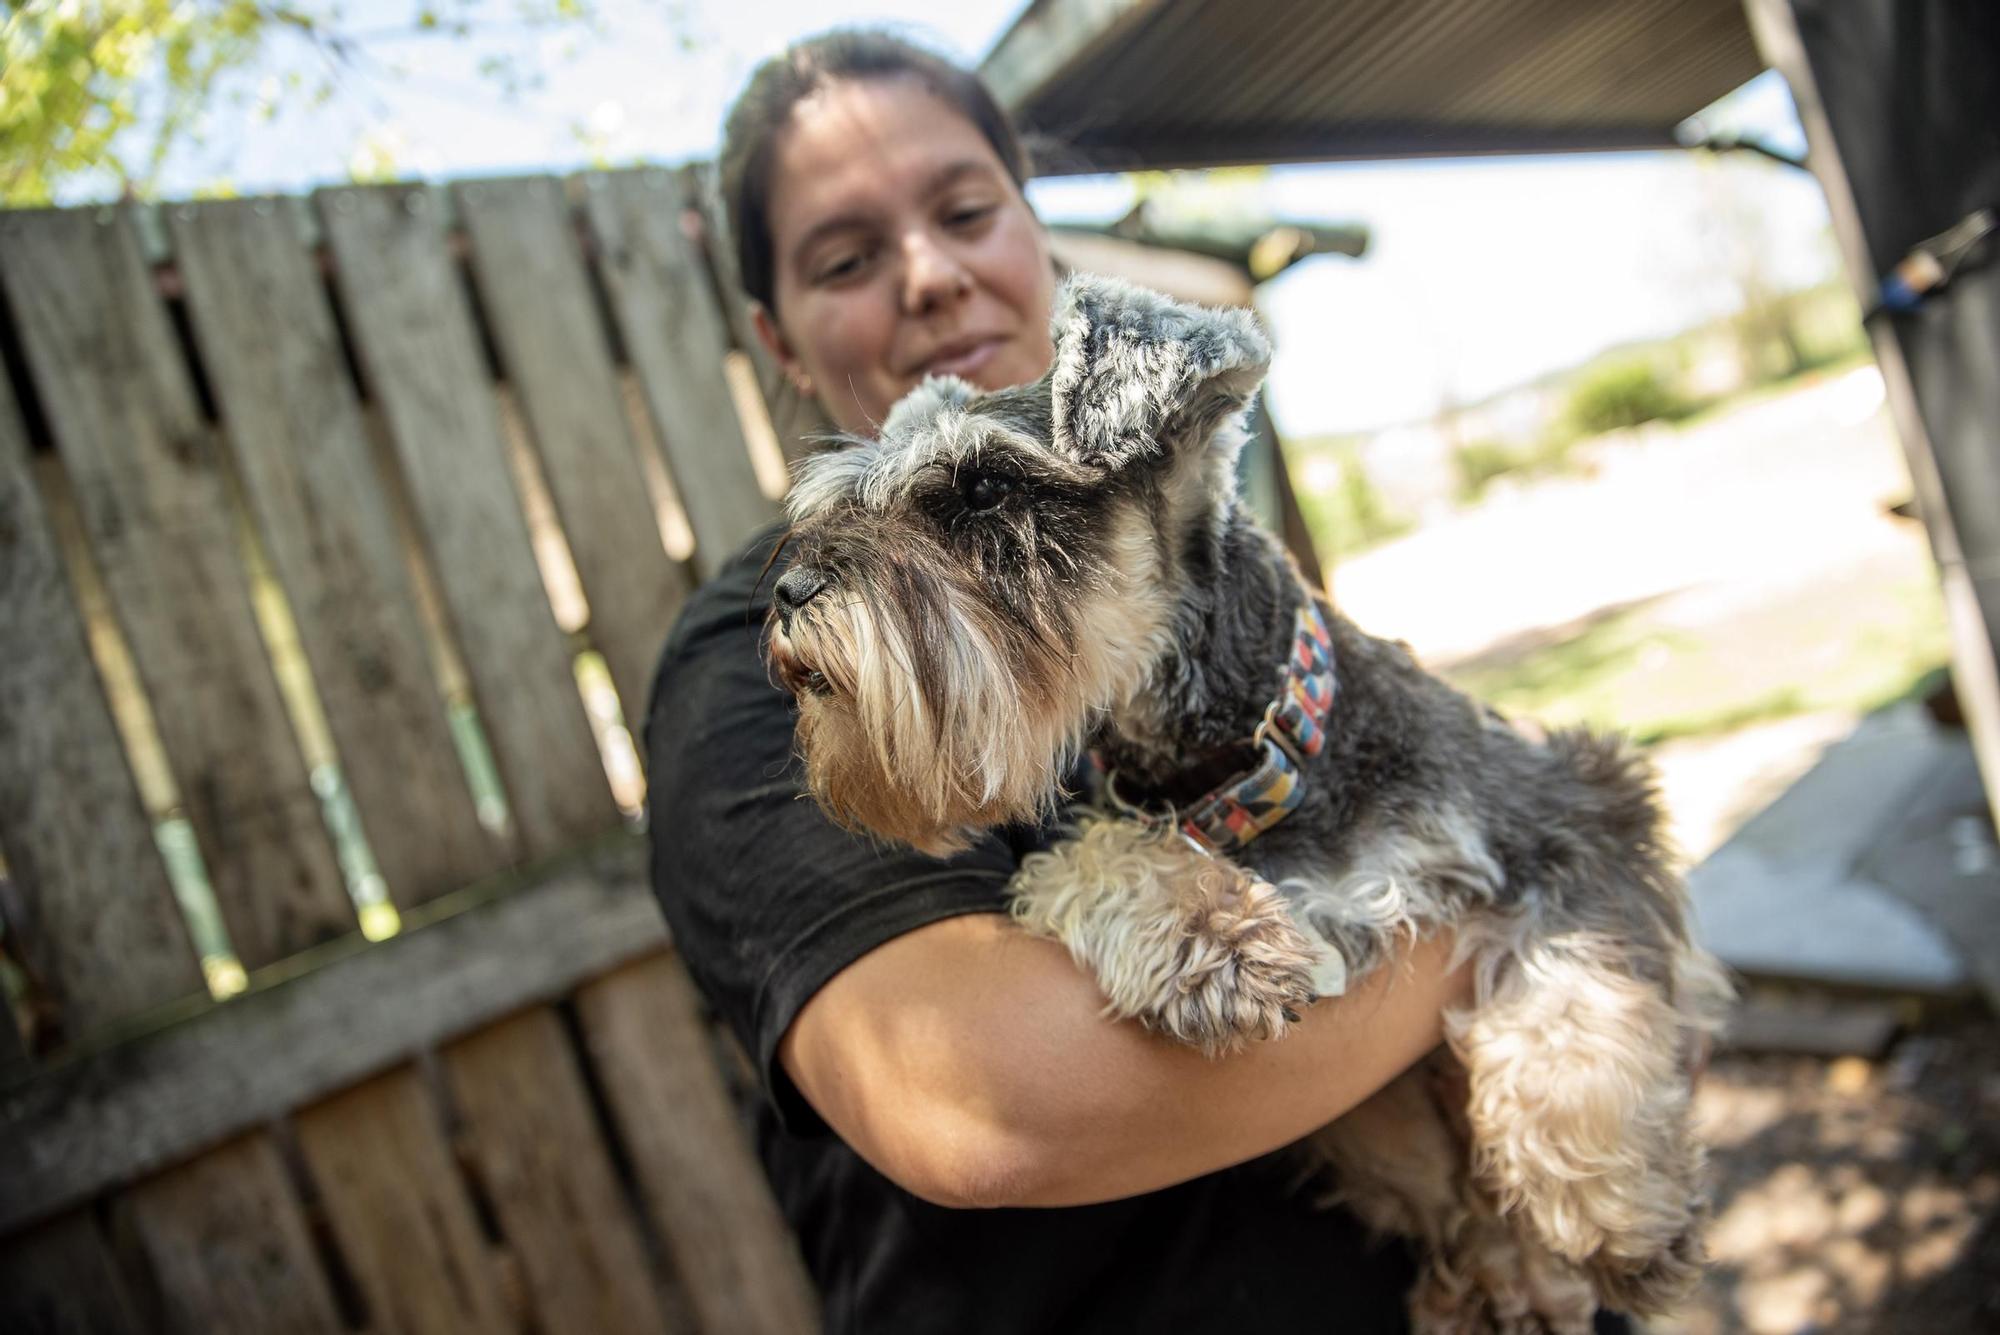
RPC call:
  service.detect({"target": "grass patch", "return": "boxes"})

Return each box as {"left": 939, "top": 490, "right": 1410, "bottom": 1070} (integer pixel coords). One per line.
{"left": 1294, "top": 446, "right": 1415, "bottom": 560}
{"left": 1441, "top": 566, "right": 1953, "bottom": 746}
{"left": 1450, "top": 429, "right": 1586, "bottom": 504}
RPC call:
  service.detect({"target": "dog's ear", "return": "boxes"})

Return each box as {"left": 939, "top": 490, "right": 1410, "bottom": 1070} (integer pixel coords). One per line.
{"left": 1047, "top": 276, "right": 1271, "bottom": 469}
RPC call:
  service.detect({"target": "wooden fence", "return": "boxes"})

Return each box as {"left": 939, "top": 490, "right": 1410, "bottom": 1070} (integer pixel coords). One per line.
{"left": 0, "top": 165, "right": 1331, "bottom": 1334}
{"left": 0, "top": 168, "right": 824, "bottom": 1334}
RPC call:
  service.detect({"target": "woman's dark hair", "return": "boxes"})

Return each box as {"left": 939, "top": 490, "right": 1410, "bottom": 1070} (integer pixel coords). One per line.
{"left": 718, "top": 29, "right": 1033, "bottom": 313}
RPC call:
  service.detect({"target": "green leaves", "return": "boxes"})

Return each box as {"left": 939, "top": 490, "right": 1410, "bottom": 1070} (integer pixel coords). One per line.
{"left": 3, "top": 1, "right": 265, "bottom": 203}
{"left": 1, "top": 0, "right": 626, "bottom": 206}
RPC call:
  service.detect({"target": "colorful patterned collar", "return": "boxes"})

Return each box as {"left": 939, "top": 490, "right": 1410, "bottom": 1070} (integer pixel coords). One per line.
{"left": 1106, "top": 597, "right": 1337, "bottom": 855}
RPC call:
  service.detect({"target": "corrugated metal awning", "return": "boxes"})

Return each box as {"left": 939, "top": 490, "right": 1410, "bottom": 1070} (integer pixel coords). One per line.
{"left": 982, "top": 0, "right": 1766, "bottom": 175}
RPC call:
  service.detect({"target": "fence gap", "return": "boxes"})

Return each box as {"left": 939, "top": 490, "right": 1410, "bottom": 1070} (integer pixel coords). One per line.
{"left": 725, "top": 348, "right": 795, "bottom": 502}
{"left": 553, "top": 994, "right": 702, "bottom": 1331}
{"left": 616, "top": 367, "right": 697, "bottom": 563}
{"left": 271, "top": 1116, "right": 380, "bottom": 1332}
{"left": 0, "top": 267, "right": 55, "bottom": 460}
{"left": 574, "top": 652, "right": 647, "bottom": 818}
{"left": 220, "top": 422, "right": 401, "bottom": 941}
{"left": 577, "top": 169, "right": 777, "bottom": 573}
{"left": 147, "top": 245, "right": 406, "bottom": 942}
{"left": 490, "top": 382, "right": 648, "bottom": 814}
{"left": 498, "top": 372, "right": 655, "bottom": 816}
{"left": 454, "top": 184, "right": 671, "bottom": 815}
{"left": 352, "top": 394, "right": 516, "bottom": 839}
{"left": 312, "top": 211, "right": 542, "bottom": 850}
{"left": 30, "top": 452, "right": 247, "bottom": 999}
{"left": 494, "top": 384, "right": 592, "bottom": 635}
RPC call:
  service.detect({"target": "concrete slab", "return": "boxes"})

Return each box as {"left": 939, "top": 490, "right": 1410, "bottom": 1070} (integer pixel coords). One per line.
{"left": 1854, "top": 742, "right": 2000, "bottom": 1008}
{"left": 1688, "top": 704, "right": 1988, "bottom": 998}
{"left": 1689, "top": 848, "right": 1968, "bottom": 993}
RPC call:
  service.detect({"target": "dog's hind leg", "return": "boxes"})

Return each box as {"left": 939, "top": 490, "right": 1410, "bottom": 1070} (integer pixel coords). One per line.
{"left": 1009, "top": 816, "right": 1320, "bottom": 1056}
{"left": 1409, "top": 1207, "right": 1600, "bottom": 1335}
{"left": 1309, "top": 1057, "right": 1598, "bottom": 1335}
{"left": 1448, "top": 930, "right": 1723, "bottom": 1317}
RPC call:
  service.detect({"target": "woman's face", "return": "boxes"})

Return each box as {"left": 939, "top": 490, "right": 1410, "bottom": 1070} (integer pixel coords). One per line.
{"left": 754, "top": 76, "right": 1057, "bottom": 438}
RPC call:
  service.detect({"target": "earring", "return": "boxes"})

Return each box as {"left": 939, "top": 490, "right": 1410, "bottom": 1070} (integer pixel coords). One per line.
{"left": 791, "top": 373, "right": 814, "bottom": 397}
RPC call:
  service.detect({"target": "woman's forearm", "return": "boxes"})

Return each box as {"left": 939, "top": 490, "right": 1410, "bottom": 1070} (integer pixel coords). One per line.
{"left": 780, "top": 913, "right": 1470, "bottom": 1207}
{"left": 998, "top": 928, "right": 1466, "bottom": 1205}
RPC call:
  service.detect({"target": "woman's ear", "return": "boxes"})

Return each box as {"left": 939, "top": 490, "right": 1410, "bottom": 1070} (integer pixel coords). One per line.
{"left": 752, "top": 302, "right": 813, "bottom": 397}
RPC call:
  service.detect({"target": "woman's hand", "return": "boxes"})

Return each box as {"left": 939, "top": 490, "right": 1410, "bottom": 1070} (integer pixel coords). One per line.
{"left": 779, "top": 913, "right": 1473, "bottom": 1208}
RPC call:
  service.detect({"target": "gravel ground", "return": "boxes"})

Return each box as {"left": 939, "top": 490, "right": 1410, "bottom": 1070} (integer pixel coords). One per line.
{"left": 1664, "top": 1014, "right": 2000, "bottom": 1334}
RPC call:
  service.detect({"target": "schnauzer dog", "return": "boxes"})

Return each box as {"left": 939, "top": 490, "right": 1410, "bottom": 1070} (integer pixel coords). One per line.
{"left": 767, "top": 276, "right": 1733, "bottom": 1333}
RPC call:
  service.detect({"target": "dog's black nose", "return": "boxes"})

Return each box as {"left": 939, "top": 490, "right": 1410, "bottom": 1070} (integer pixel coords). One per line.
{"left": 775, "top": 567, "right": 829, "bottom": 617}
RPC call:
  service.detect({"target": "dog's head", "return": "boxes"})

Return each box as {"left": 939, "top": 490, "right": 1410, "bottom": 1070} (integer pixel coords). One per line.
{"left": 768, "top": 276, "right": 1272, "bottom": 853}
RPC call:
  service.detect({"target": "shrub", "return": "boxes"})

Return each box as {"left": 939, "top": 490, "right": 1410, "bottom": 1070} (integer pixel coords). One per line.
{"left": 1297, "top": 449, "right": 1412, "bottom": 559}
{"left": 1452, "top": 439, "right": 1520, "bottom": 503}
{"left": 1566, "top": 361, "right": 1688, "bottom": 436}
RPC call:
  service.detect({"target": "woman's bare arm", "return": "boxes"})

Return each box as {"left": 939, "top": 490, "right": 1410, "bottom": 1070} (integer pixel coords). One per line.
{"left": 779, "top": 913, "right": 1470, "bottom": 1208}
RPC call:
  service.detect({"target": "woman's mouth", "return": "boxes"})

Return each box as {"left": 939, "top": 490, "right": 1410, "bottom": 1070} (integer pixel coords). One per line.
{"left": 919, "top": 337, "right": 1003, "bottom": 380}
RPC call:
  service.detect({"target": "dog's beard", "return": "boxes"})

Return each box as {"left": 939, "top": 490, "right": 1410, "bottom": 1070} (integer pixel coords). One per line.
{"left": 775, "top": 516, "right": 1169, "bottom": 854}
{"left": 778, "top": 573, "right": 1076, "bottom": 855}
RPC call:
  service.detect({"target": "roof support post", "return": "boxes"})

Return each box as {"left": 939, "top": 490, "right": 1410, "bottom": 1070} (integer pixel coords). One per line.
{"left": 1744, "top": 0, "right": 2000, "bottom": 839}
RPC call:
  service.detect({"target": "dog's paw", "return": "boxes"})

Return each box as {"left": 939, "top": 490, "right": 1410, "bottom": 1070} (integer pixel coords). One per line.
{"left": 1139, "top": 874, "right": 1322, "bottom": 1056}
{"left": 1008, "top": 819, "right": 1324, "bottom": 1054}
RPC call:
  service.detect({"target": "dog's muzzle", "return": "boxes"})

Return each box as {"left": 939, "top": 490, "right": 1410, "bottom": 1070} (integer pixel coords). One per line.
{"left": 770, "top": 565, "right": 835, "bottom": 698}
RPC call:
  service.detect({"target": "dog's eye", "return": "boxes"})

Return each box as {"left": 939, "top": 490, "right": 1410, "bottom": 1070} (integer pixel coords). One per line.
{"left": 959, "top": 471, "right": 1013, "bottom": 512}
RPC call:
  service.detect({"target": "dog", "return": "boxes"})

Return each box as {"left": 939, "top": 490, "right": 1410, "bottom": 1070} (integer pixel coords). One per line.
{"left": 767, "top": 275, "right": 1733, "bottom": 1333}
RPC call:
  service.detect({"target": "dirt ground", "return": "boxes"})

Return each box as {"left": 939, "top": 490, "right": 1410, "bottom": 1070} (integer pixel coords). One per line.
{"left": 1320, "top": 366, "right": 1999, "bottom": 1332}
{"left": 1668, "top": 1014, "right": 2000, "bottom": 1334}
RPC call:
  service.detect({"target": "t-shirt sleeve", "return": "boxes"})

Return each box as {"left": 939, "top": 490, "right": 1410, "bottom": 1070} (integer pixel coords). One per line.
{"left": 642, "top": 542, "right": 1026, "bottom": 1134}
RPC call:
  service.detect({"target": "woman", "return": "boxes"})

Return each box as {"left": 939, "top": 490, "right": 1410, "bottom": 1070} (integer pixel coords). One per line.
{"left": 645, "top": 29, "right": 1477, "bottom": 1332}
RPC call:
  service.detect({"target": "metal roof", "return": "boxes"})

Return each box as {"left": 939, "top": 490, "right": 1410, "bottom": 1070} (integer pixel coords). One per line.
{"left": 982, "top": 0, "right": 1766, "bottom": 175}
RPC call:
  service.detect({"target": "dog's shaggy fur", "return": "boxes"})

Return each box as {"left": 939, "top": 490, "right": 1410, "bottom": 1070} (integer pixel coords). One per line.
{"left": 768, "top": 276, "right": 1734, "bottom": 1332}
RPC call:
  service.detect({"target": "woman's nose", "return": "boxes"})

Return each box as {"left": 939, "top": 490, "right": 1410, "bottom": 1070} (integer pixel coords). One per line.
{"left": 900, "top": 232, "right": 973, "bottom": 315}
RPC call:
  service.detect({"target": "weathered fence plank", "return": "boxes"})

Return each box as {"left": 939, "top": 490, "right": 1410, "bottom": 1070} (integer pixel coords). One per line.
{"left": 0, "top": 835, "right": 658, "bottom": 1238}
{"left": 0, "top": 363, "right": 204, "bottom": 1039}
{"left": 581, "top": 170, "right": 776, "bottom": 572}
{"left": 0, "top": 207, "right": 353, "bottom": 971}
{"left": 676, "top": 162, "right": 830, "bottom": 469}
{"left": 166, "top": 198, "right": 502, "bottom": 907}
{"left": 0, "top": 177, "right": 851, "bottom": 1334}
{"left": 294, "top": 1066, "right": 512, "bottom": 1335}
{"left": 576, "top": 953, "right": 819, "bottom": 1335}
{"left": 316, "top": 183, "right": 618, "bottom": 859}
{"left": 124, "top": 1131, "right": 344, "bottom": 1334}
{"left": 454, "top": 176, "right": 694, "bottom": 717}
{"left": 0, "top": 1208, "right": 145, "bottom": 1334}
{"left": 443, "top": 1006, "right": 677, "bottom": 1335}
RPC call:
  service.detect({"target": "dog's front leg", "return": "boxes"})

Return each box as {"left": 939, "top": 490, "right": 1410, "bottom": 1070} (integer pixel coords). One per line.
{"left": 1010, "top": 817, "right": 1320, "bottom": 1056}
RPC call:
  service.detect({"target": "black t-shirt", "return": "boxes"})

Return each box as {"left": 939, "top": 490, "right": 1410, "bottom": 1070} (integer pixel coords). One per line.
{"left": 643, "top": 526, "right": 1416, "bottom": 1333}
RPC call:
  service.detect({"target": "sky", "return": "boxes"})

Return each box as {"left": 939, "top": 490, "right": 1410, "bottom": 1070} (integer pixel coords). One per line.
{"left": 126, "top": 0, "right": 1836, "bottom": 437}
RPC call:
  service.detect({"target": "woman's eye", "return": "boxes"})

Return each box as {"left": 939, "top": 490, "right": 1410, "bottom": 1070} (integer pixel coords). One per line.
{"left": 960, "top": 471, "right": 1012, "bottom": 512}
{"left": 944, "top": 202, "right": 996, "bottom": 229}
{"left": 813, "top": 249, "right": 870, "bottom": 284}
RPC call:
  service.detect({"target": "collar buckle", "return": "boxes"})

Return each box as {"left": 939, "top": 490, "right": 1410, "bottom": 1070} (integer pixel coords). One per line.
{"left": 1252, "top": 697, "right": 1305, "bottom": 770}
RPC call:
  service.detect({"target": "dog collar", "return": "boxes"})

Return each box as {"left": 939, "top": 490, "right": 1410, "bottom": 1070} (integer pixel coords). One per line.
{"left": 1106, "top": 597, "right": 1336, "bottom": 855}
